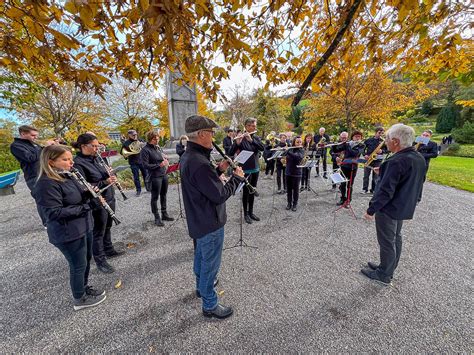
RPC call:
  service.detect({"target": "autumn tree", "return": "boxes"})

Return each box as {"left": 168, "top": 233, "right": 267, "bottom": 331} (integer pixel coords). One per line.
{"left": 251, "top": 88, "right": 289, "bottom": 136}
{"left": 220, "top": 82, "right": 253, "bottom": 129}
{"left": 2, "top": 1, "right": 469, "bottom": 104}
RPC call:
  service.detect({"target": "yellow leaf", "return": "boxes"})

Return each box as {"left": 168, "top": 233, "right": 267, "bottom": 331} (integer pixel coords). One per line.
{"left": 217, "top": 290, "right": 224, "bottom": 296}
{"left": 64, "top": 1, "right": 78, "bottom": 14}
{"left": 126, "top": 242, "right": 136, "bottom": 248}
{"left": 114, "top": 279, "right": 122, "bottom": 289}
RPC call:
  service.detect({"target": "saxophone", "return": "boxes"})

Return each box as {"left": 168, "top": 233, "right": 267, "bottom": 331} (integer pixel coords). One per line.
{"left": 364, "top": 139, "right": 385, "bottom": 167}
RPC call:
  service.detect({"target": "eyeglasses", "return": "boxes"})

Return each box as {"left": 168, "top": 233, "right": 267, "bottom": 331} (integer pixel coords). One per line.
{"left": 200, "top": 129, "right": 216, "bottom": 136}
{"left": 86, "top": 144, "right": 100, "bottom": 149}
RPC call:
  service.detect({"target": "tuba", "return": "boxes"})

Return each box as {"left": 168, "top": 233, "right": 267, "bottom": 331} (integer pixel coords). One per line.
{"left": 122, "top": 140, "right": 145, "bottom": 158}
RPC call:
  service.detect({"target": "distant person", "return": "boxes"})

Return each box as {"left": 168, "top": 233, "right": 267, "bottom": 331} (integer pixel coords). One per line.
{"left": 362, "top": 123, "right": 425, "bottom": 285}
{"left": 35, "top": 145, "right": 106, "bottom": 310}
{"left": 416, "top": 130, "right": 438, "bottom": 202}
{"left": 222, "top": 129, "right": 234, "bottom": 156}
{"left": 362, "top": 127, "right": 386, "bottom": 194}
{"left": 313, "top": 127, "right": 331, "bottom": 178}
{"left": 121, "top": 130, "right": 149, "bottom": 196}
{"left": 447, "top": 135, "right": 453, "bottom": 144}
{"left": 176, "top": 135, "right": 188, "bottom": 158}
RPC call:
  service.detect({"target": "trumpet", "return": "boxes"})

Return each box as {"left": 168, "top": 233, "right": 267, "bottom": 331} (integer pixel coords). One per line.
{"left": 96, "top": 151, "right": 128, "bottom": 201}
{"left": 212, "top": 142, "right": 259, "bottom": 196}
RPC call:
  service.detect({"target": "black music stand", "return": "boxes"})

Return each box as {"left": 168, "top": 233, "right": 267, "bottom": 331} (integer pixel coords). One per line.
{"left": 225, "top": 184, "right": 258, "bottom": 250}
{"left": 332, "top": 163, "right": 357, "bottom": 219}
{"left": 298, "top": 159, "right": 318, "bottom": 195}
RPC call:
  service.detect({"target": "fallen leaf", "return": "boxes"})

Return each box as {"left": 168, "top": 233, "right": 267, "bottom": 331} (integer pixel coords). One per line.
{"left": 217, "top": 290, "right": 224, "bottom": 296}
{"left": 114, "top": 279, "right": 122, "bottom": 289}
{"left": 126, "top": 242, "right": 136, "bottom": 248}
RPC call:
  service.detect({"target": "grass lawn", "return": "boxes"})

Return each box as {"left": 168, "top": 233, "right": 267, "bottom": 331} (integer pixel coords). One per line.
{"left": 427, "top": 156, "right": 474, "bottom": 193}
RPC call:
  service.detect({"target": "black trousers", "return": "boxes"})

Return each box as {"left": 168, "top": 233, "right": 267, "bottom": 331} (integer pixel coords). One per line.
{"left": 286, "top": 175, "right": 301, "bottom": 206}
{"left": 150, "top": 175, "right": 168, "bottom": 215}
{"left": 265, "top": 159, "right": 275, "bottom": 175}
{"left": 301, "top": 167, "right": 312, "bottom": 187}
{"left": 130, "top": 163, "right": 149, "bottom": 192}
{"left": 92, "top": 199, "right": 115, "bottom": 264}
{"left": 375, "top": 212, "right": 403, "bottom": 279}
{"left": 339, "top": 167, "right": 357, "bottom": 201}
{"left": 276, "top": 164, "right": 286, "bottom": 191}
{"left": 55, "top": 232, "right": 93, "bottom": 299}
{"left": 243, "top": 172, "right": 259, "bottom": 215}
{"left": 315, "top": 150, "right": 327, "bottom": 175}
{"left": 363, "top": 160, "right": 381, "bottom": 192}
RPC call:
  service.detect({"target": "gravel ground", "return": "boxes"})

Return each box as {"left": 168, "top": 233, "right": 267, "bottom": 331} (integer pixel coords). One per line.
{"left": 1, "top": 171, "right": 472, "bottom": 352}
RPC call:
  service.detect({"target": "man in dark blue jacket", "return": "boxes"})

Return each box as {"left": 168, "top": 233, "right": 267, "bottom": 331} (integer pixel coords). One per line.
{"left": 180, "top": 115, "right": 244, "bottom": 319}
{"left": 362, "top": 123, "right": 426, "bottom": 285}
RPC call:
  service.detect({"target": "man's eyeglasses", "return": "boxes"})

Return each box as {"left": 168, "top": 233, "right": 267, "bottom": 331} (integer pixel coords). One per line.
{"left": 201, "top": 129, "right": 216, "bottom": 136}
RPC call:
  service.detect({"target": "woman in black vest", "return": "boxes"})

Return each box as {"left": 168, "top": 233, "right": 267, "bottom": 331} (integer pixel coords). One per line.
{"left": 285, "top": 136, "right": 305, "bottom": 211}
{"left": 35, "top": 145, "right": 106, "bottom": 311}
{"left": 140, "top": 131, "right": 174, "bottom": 226}
{"left": 73, "top": 134, "right": 124, "bottom": 274}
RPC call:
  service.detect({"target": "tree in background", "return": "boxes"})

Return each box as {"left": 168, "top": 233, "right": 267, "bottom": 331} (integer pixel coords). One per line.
{"left": 0, "top": 119, "right": 20, "bottom": 173}
{"left": 221, "top": 82, "right": 253, "bottom": 129}
{"left": 251, "top": 89, "right": 289, "bottom": 137}
{"left": 436, "top": 102, "right": 461, "bottom": 133}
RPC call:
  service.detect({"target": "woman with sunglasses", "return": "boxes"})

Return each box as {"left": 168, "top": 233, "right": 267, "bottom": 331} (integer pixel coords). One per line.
{"left": 73, "top": 133, "right": 124, "bottom": 274}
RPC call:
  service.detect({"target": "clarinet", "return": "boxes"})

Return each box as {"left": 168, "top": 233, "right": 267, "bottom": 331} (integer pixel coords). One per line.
{"left": 212, "top": 142, "right": 259, "bottom": 196}
{"left": 69, "top": 167, "right": 121, "bottom": 225}
{"left": 96, "top": 152, "right": 128, "bottom": 201}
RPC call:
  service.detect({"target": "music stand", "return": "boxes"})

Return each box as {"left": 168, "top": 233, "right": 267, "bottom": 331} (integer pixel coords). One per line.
{"left": 298, "top": 159, "right": 318, "bottom": 195}
{"left": 166, "top": 170, "right": 186, "bottom": 229}
{"left": 332, "top": 163, "right": 357, "bottom": 219}
{"left": 225, "top": 183, "right": 258, "bottom": 250}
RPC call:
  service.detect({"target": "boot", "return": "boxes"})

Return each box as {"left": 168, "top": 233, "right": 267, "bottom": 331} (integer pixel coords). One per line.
{"left": 291, "top": 203, "right": 297, "bottom": 212}
{"left": 161, "top": 211, "right": 174, "bottom": 221}
{"left": 286, "top": 203, "right": 292, "bottom": 210}
{"left": 154, "top": 214, "right": 164, "bottom": 227}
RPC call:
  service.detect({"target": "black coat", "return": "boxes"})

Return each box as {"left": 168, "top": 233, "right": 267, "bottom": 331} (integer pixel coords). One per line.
{"left": 140, "top": 143, "right": 166, "bottom": 178}
{"left": 35, "top": 174, "right": 93, "bottom": 245}
{"left": 121, "top": 139, "right": 143, "bottom": 165}
{"left": 313, "top": 134, "right": 331, "bottom": 149}
{"left": 417, "top": 141, "right": 438, "bottom": 168}
{"left": 367, "top": 147, "right": 426, "bottom": 220}
{"left": 364, "top": 137, "right": 387, "bottom": 156}
{"left": 10, "top": 138, "right": 42, "bottom": 184}
{"left": 180, "top": 141, "right": 243, "bottom": 239}
{"left": 228, "top": 134, "right": 264, "bottom": 172}
{"left": 73, "top": 152, "right": 115, "bottom": 203}
{"left": 332, "top": 142, "right": 365, "bottom": 170}
{"left": 176, "top": 143, "right": 186, "bottom": 158}
{"left": 285, "top": 148, "right": 305, "bottom": 177}
{"left": 223, "top": 136, "right": 233, "bottom": 156}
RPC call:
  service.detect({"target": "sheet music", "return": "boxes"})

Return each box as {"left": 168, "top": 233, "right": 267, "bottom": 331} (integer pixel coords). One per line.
{"left": 234, "top": 150, "right": 254, "bottom": 165}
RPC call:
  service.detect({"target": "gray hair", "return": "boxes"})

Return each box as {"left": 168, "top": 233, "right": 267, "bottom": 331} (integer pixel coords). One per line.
{"left": 386, "top": 123, "right": 415, "bottom": 149}
{"left": 187, "top": 131, "right": 199, "bottom": 140}
{"left": 244, "top": 117, "right": 257, "bottom": 126}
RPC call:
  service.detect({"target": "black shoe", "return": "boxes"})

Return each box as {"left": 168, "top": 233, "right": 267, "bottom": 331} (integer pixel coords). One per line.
{"left": 336, "top": 199, "right": 345, "bottom": 206}
{"left": 248, "top": 213, "right": 260, "bottom": 221}
{"left": 300, "top": 186, "right": 305, "bottom": 192}
{"left": 203, "top": 304, "right": 233, "bottom": 319}
{"left": 278, "top": 190, "right": 284, "bottom": 195}
{"left": 291, "top": 205, "right": 297, "bottom": 212}
{"left": 244, "top": 215, "right": 253, "bottom": 224}
{"left": 367, "top": 261, "right": 378, "bottom": 270}
{"left": 85, "top": 285, "right": 106, "bottom": 297}
{"left": 323, "top": 174, "right": 328, "bottom": 179}
{"left": 161, "top": 211, "right": 175, "bottom": 221}
{"left": 97, "top": 262, "right": 115, "bottom": 274}
{"left": 73, "top": 293, "right": 106, "bottom": 311}
{"left": 315, "top": 174, "right": 320, "bottom": 178}
{"left": 136, "top": 191, "right": 141, "bottom": 197}
{"left": 285, "top": 203, "right": 291, "bottom": 210}
{"left": 154, "top": 214, "right": 164, "bottom": 226}
{"left": 361, "top": 268, "right": 391, "bottom": 285}
{"left": 105, "top": 249, "right": 125, "bottom": 258}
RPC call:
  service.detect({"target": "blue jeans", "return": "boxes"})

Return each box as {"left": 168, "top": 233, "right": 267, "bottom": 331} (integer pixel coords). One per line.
{"left": 193, "top": 227, "right": 224, "bottom": 311}
{"left": 55, "top": 231, "right": 93, "bottom": 299}
{"left": 130, "top": 163, "right": 148, "bottom": 192}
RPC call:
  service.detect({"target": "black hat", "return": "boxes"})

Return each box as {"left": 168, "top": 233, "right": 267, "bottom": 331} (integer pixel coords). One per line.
{"left": 185, "top": 115, "right": 218, "bottom": 134}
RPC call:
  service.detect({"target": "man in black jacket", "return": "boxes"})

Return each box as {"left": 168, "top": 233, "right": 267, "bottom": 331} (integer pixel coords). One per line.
{"left": 121, "top": 130, "right": 148, "bottom": 196}
{"left": 10, "top": 125, "right": 52, "bottom": 225}
{"left": 362, "top": 127, "right": 386, "bottom": 194}
{"left": 222, "top": 128, "right": 234, "bottom": 155}
{"left": 362, "top": 123, "right": 426, "bottom": 285}
{"left": 180, "top": 115, "right": 244, "bottom": 319}
{"left": 313, "top": 127, "right": 331, "bottom": 178}
{"left": 416, "top": 130, "right": 438, "bottom": 202}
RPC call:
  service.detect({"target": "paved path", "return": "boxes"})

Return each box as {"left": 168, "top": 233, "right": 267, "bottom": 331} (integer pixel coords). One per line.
{"left": 1, "top": 171, "right": 472, "bottom": 352}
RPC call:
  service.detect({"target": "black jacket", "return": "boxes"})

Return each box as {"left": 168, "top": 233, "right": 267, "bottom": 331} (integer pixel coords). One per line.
{"left": 10, "top": 138, "right": 42, "bottom": 184}
{"left": 332, "top": 142, "right": 365, "bottom": 170}
{"left": 176, "top": 143, "right": 186, "bottom": 158}
{"left": 35, "top": 174, "right": 93, "bottom": 245}
{"left": 223, "top": 136, "right": 233, "bottom": 156}
{"left": 140, "top": 143, "right": 166, "bottom": 178}
{"left": 228, "top": 134, "right": 264, "bottom": 172}
{"left": 180, "top": 141, "right": 243, "bottom": 239}
{"left": 313, "top": 134, "right": 331, "bottom": 150}
{"left": 364, "top": 137, "right": 387, "bottom": 156}
{"left": 73, "top": 152, "right": 115, "bottom": 203}
{"left": 417, "top": 141, "right": 438, "bottom": 168}
{"left": 285, "top": 148, "right": 305, "bottom": 177}
{"left": 121, "top": 139, "right": 143, "bottom": 165}
{"left": 367, "top": 147, "right": 426, "bottom": 219}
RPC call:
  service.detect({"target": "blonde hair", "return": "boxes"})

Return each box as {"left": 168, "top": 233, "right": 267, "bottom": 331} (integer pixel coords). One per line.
{"left": 38, "top": 145, "right": 72, "bottom": 182}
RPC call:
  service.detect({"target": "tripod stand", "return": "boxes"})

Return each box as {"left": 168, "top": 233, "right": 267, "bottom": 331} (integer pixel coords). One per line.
{"left": 333, "top": 163, "right": 357, "bottom": 219}
{"left": 225, "top": 188, "right": 258, "bottom": 250}
{"left": 166, "top": 170, "right": 186, "bottom": 229}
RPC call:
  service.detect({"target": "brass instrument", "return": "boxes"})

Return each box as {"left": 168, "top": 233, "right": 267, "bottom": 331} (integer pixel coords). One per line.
{"left": 266, "top": 132, "right": 281, "bottom": 147}
{"left": 122, "top": 140, "right": 145, "bottom": 158}
{"left": 364, "top": 139, "right": 385, "bottom": 167}
{"left": 316, "top": 136, "right": 326, "bottom": 148}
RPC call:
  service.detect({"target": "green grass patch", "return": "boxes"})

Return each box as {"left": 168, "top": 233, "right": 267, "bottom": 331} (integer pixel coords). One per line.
{"left": 427, "top": 156, "right": 474, "bottom": 192}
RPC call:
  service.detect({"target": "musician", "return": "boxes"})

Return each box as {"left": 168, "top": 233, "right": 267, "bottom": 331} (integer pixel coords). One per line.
{"left": 313, "top": 127, "right": 331, "bottom": 178}
{"left": 35, "top": 145, "right": 106, "bottom": 310}
{"left": 362, "top": 123, "right": 426, "bottom": 285}
{"left": 229, "top": 118, "right": 264, "bottom": 224}
{"left": 180, "top": 115, "right": 244, "bottom": 319}
{"left": 285, "top": 136, "right": 305, "bottom": 211}
{"left": 329, "top": 133, "right": 348, "bottom": 190}
{"left": 73, "top": 134, "right": 124, "bottom": 274}
{"left": 121, "top": 129, "right": 148, "bottom": 196}
{"left": 176, "top": 135, "right": 188, "bottom": 158}
{"left": 140, "top": 131, "right": 174, "bottom": 227}
{"left": 275, "top": 133, "right": 288, "bottom": 194}
{"left": 223, "top": 129, "right": 234, "bottom": 156}
{"left": 10, "top": 125, "right": 55, "bottom": 225}
{"left": 300, "top": 134, "right": 315, "bottom": 191}
{"left": 263, "top": 139, "right": 275, "bottom": 178}
{"left": 416, "top": 130, "right": 438, "bottom": 202}
{"left": 332, "top": 131, "right": 365, "bottom": 206}
{"left": 362, "top": 127, "right": 386, "bottom": 194}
